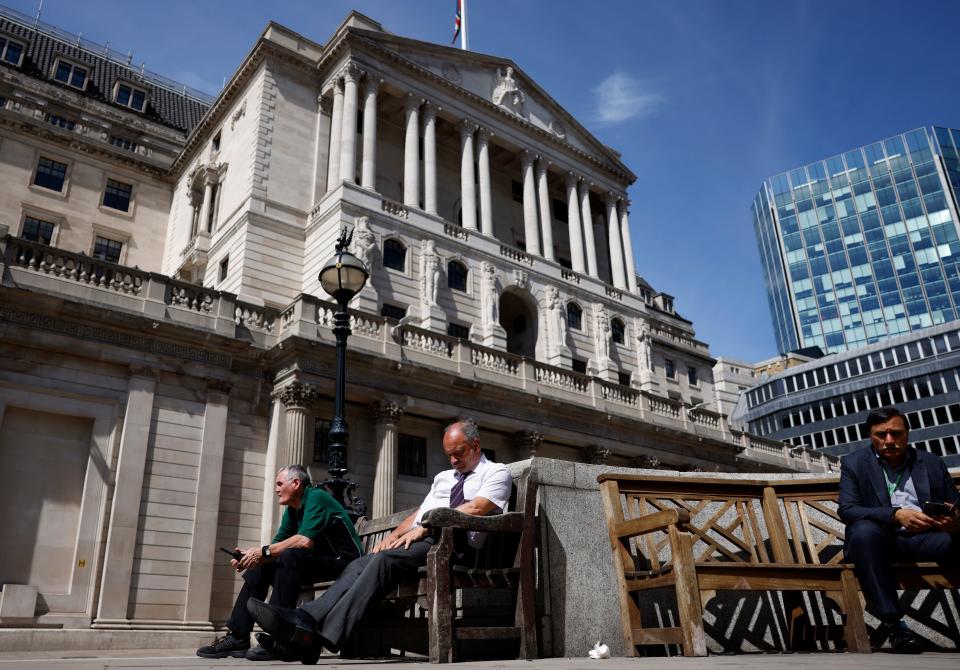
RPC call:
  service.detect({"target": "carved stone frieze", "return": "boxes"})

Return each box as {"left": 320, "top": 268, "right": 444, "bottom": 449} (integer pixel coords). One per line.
{"left": 441, "top": 63, "right": 462, "bottom": 85}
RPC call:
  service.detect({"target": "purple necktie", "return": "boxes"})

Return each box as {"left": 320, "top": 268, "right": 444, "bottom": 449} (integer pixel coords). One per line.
{"left": 449, "top": 471, "right": 472, "bottom": 508}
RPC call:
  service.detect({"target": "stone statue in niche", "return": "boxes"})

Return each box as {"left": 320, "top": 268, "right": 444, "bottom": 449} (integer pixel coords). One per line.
{"left": 480, "top": 261, "right": 499, "bottom": 327}
{"left": 544, "top": 285, "right": 567, "bottom": 352}
{"left": 420, "top": 239, "right": 441, "bottom": 308}
{"left": 637, "top": 319, "right": 653, "bottom": 373}
{"left": 594, "top": 306, "right": 610, "bottom": 363}
{"left": 350, "top": 216, "right": 375, "bottom": 271}
{"left": 492, "top": 66, "right": 525, "bottom": 116}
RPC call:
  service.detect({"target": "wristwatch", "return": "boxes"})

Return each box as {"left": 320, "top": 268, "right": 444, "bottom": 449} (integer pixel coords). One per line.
{"left": 261, "top": 545, "right": 272, "bottom": 559}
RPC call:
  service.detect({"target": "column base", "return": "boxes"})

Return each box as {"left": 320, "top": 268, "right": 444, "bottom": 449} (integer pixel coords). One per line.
{"left": 472, "top": 323, "right": 506, "bottom": 350}
{"left": 588, "top": 358, "right": 618, "bottom": 382}
{"left": 352, "top": 285, "right": 379, "bottom": 316}
{"left": 546, "top": 348, "right": 571, "bottom": 369}
{"left": 638, "top": 373, "right": 658, "bottom": 392}
{"left": 420, "top": 304, "right": 447, "bottom": 332}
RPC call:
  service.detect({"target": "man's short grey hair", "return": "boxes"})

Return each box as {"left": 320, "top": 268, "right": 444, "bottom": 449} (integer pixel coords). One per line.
{"left": 445, "top": 417, "right": 480, "bottom": 444}
{"left": 279, "top": 464, "right": 311, "bottom": 487}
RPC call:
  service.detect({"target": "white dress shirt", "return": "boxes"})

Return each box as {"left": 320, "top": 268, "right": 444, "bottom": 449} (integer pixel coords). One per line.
{"left": 413, "top": 454, "right": 512, "bottom": 548}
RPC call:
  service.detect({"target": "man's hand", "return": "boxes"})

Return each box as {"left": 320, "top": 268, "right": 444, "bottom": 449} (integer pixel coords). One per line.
{"left": 235, "top": 547, "right": 262, "bottom": 572}
{"left": 929, "top": 503, "right": 960, "bottom": 533}
{"left": 894, "top": 508, "right": 936, "bottom": 533}
{"left": 372, "top": 526, "right": 430, "bottom": 553}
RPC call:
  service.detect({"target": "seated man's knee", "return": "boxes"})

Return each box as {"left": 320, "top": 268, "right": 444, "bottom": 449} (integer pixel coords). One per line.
{"left": 846, "top": 519, "right": 889, "bottom": 554}
{"left": 276, "top": 547, "right": 307, "bottom": 570}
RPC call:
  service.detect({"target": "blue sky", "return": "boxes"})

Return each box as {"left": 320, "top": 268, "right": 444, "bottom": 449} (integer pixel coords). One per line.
{"left": 9, "top": 0, "right": 960, "bottom": 362}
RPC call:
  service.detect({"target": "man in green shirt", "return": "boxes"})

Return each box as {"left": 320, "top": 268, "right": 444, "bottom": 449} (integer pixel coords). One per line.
{"left": 197, "top": 464, "right": 362, "bottom": 661}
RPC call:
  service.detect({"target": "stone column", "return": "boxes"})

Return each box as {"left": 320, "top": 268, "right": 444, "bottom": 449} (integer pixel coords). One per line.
{"left": 278, "top": 383, "right": 318, "bottom": 467}
{"left": 521, "top": 150, "right": 540, "bottom": 255}
{"left": 619, "top": 200, "right": 638, "bottom": 293}
{"left": 326, "top": 78, "right": 344, "bottom": 191}
{"left": 565, "top": 173, "right": 586, "bottom": 273}
{"left": 184, "top": 381, "right": 231, "bottom": 625}
{"left": 579, "top": 180, "right": 599, "bottom": 277}
{"left": 423, "top": 102, "right": 438, "bottom": 214}
{"left": 313, "top": 96, "right": 332, "bottom": 202}
{"left": 460, "top": 120, "right": 478, "bottom": 231}
{"left": 513, "top": 430, "right": 543, "bottom": 457}
{"left": 261, "top": 395, "right": 284, "bottom": 544}
{"left": 338, "top": 64, "right": 360, "bottom": 184}
{"left": 403, "top": 94, "right": 421, "bottom": 208}
{"left": 536, "top": 158, "right": 555, "bottom": 261}
{"left": 371, "top": 400, "right": 404, "bottom": 518}
{"left": 360, "top": 75, "right": 381, "bottom": 190}
{"left": 477, "top": 128, "right": 494, "bottom": 236}
{"left": 95, "top": 369, "right": 157, "bottom": 623}
{"left": 197, "top": 180, "right": 214, "bottom": 235}
{"left": 606, "top": 192, "right": 627, "bottom": 289}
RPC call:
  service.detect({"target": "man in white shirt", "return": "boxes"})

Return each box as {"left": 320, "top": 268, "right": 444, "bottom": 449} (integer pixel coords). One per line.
{"left": 247, "top": 417, "right": 511, "bottom": 660}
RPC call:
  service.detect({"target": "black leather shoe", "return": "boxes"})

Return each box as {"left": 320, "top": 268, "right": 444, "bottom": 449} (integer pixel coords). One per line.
{"left": 246, "top": 598, "right": 319, "bottom": 648}
{"left": 888, "top": 626, "right": 924, "bottom": 654}
{"left": 247, "top": 633, "right": 303, "bottom": 662}
{"left": 196, "top": 632, "right": 250, "bottom": 658}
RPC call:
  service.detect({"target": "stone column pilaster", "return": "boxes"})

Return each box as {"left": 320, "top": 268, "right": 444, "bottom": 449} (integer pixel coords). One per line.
{"left": 326, "top": 77, "right": 344, "bottom": 191}
{"left": 95, "top": 369, "right": 157, "bottom": 623}
{"left": 579, "top": 180, "right": 598, "bottom": 277}
{"left": 606, "top": 192, "right": 627, "bottom": 289}
{"left": 403, "top": 94, "right": 421, "bottom": 208}
{"left": 536, "top": 158, "right": 555, "bottom": 261}
{"left": 565, "top": 173, "right": 586, "bottom": 273}
{"left": 460, "top": 120, "right": 478, "bottom": 231}
{"left": 513, "top": 430, "right": 543, "bottom": 457}
{"left": 619, "top": 199, "right": 638, "bottom": 293}
{"left": 360, "top": 75, "right": 381, "bottom": 190}
{"left": 423, "top": 102, "right": 438, "bottom": 214}
{"left": 371, "top": 400, "right": 404, "bottom": 518}
{"left": 521, "top": 150, "right": 540, "bottom": 256}
{"left": 197, "top": 180, "right": 214, "bottom": 235}
{"left": 278, "top": 383, "right": 318, "bottom": 467}
{"left": 477, "top": 128, "right": 493, "bottom": 236}
{"left": 338, "top": 64, "right": 361, "bottom": 184}
{"left": 184, "top": 381, "right": 231, "bottom": 624}
{"left": 313, "top": 95, "right": 332, "bottom": 202}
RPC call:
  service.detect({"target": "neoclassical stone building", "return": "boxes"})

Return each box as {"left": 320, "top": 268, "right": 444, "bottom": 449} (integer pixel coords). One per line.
{"left": 0, "top": 8, "right": 831, "bottom": 641}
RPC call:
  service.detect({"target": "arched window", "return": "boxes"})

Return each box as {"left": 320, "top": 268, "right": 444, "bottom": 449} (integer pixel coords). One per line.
{"left": 447, "top": 260, "right": 468, "bottom": 292}
{"left": 611, "top": 318, "right": 625, "bottom": 344}
{"left": 382, "top": 239, "right": 406, "bottom": 271}
{"left": 567, "top": 302, "right": 583, "bottom": 330}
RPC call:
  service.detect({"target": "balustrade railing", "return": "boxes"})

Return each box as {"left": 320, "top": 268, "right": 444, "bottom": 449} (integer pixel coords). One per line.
{"left": 470, "top": 345, "right": 522, "bottom": 376}
{"left": 399, "top": 325, "right": 456, "bottom": 358}
{"left": 8, "top": 238, "right": 147, "bottom": 295}
{"left": 534, "top": 362, "right": 590, "bottom": 394}
{"left": 235, "top": 301, "right": 277, "bottom": 333}
{"left": 166, "top": 279, "right": 216, "bottom": 313}
{"left": 381, "top": 198, "right": 409, "bottom": 219}
{"left": 599, "top": 380, "right": 639, "bottom": 407}
{"left": 500, "top": 245, "right": 534, "bottom": 266}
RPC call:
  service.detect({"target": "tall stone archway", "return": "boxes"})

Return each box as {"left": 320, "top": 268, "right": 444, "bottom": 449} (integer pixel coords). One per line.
{"left": 499, "top": 289, "right": 538, "bottom": 358}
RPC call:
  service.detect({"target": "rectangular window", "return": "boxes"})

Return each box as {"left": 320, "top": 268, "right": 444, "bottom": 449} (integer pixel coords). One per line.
{"left": 618, "top": 371, "right": 631, "bottom": 387}
{"left": 511, "top": 180, "right": 523, "bottom": 203}
{"left": 53, "top": 59, "right": 87, "bottom": 89}
{"left": 0, "top": 36, "right": 24, "bottom": 66}
{"left": 380, "top": 303, "right": 406, "bottom": 320}
{"left": 212, "top": 130, "right": 222, "bottom": 152}
{"left": 687, "top": 366, "right": 699, "bottom": 386}
{"left": 572, "top": 358, "right": 587, "bottom": 374}
{"left": 109, "top": 135, "right": 138, "bottom": 152}
{"left": 92, "top": 236, "right": 122, "bottom": 264}
{"left": 398, "top": 433, "right": 427, "bottom": 477}
{"left": 46, "top": 112, "right": 76, "bottom": 130}
{"left": 21, "top": 216, "right": 55, "bottom": 245}
{"left": 103, "top": 179, "right": 133, "bottom": 212}
{"left": 665, "top": 358, "right": 676, "bottom": 379}
{"left": 33, "top": 157, "right": 68, "bottom": 192}
{"left": 219, "top": 256, "right": 229, "bottom": 283}
{"left": 114, "top": 83, "right": 147, "bottom": 112}
{"left": 446, "top": 322, "right": 470, "bottom": 339}
{"left": 313, "top": 418, "right": 331, "bottom": 463}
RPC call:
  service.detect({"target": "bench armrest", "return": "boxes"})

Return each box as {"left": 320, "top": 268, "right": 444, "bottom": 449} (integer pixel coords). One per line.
{"left": 612, "top": 508, "right": 690, "bottom": 540}
{"left": 421, "top": 508, "right": 525, "bottom": 533}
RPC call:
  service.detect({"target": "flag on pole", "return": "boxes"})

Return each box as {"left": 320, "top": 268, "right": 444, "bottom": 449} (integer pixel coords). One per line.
{"left": 452, "top": 0, "right": 462, "bottom": 45}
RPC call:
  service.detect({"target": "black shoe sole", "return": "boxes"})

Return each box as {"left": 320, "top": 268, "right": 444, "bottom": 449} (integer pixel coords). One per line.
{"left": 196, "top": 650, "right": 249, "bottom": 659}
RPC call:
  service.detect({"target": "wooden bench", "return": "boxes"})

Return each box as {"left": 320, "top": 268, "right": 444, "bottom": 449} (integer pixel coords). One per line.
{"left": 300, "top": 473, "right": 538, "bottom": 663}
{"left": 597, "top": 472, "right": 960, "bottom": 656}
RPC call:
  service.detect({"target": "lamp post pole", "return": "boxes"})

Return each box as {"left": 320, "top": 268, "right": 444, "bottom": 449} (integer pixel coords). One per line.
{"left": 319, "top": 228, "right": 369, "bottom": 513}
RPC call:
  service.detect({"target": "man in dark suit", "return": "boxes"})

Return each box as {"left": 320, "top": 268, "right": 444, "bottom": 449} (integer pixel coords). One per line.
{"left": 838, "top": 406, "right": 960, "bottom": 653}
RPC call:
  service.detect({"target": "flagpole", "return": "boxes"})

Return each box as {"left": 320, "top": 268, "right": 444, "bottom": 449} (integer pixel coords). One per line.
{"left": 461, "top": 0, "right": 468, "bottom": 50}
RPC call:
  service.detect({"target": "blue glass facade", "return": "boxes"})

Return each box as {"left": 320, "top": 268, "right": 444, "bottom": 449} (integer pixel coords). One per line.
{"left": 753, "top": 127, "right": 960, "bottom": 355}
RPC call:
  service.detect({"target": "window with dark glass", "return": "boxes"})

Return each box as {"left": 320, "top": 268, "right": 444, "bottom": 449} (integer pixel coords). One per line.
{"left": 21, "top": 217, "right": 54, "bottom": 245}
{"left": 219, "top": 256, "right": 229, "bottom": 283}
{"left": 383, "top": 239, "right": 406, "bottom": 270}
{"left": 398, "top": 433, "right": 427, "bottom": 477}
{"left": 109, "top": 135, "right": 138, "bottom": 152}
{"left": 53, "top": 59, "right": 87, "bottom": 89}
{"left": 447, "top": 322, "right": 470, "bottom": 339}
{"left": 665, "top": 358, "right": 676, "bottom": 379}
{"left": 103, "top": 179, "right": 133, "bottom": 212}
{"left": 313, "top": 418, "right": 331, "bottom": 463}
{"left": 572, "top": 358, "right": 587, "bottom": 374}
{"left": 212, "top": 130, "right": 221, "bottom": 152}
{"left": 115, "top": 83, "right": 147, "bottom": 112}
{"left": 566, "top": 302, "right": 582, "bottom": 330}
{"left": 618, "top": 371, "right": 631, "bottom": 387}
{"left": 511, "top": 180, "right": 523, "bottom": 203}
{"left": 33, "top": 157, "right": 67, "bottom": 191}
{"left": 447, "top": 260, "right": 467, "bottom": 291}
{"left": 611, "top": 318, "right": 625, "bottom": 344}
{"left": 46, "top": 113, "right": 76, "bottom": 130}
{"left": 380, "top": 303, "right": 407, "bottom": 320}
{"left": 0, "top": 36, "right": 24, "bottom": 66}
{"left": 687, "top": 366, "right": 699, "bottom": 386}
{"left": 92, "top": 236, "right": 122, "bottom": 264}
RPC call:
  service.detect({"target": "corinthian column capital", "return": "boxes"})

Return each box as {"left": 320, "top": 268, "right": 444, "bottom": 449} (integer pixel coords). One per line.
{"left": 274, "top": 382, "right": 318, "bottom": 410}
{"left": 373, "top": 399, "right": 404, "bottom": 423}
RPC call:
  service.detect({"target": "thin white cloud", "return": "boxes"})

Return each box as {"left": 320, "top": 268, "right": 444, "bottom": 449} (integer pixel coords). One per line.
{"left": 592, "top": 72, "right": 664, "bottom": 124}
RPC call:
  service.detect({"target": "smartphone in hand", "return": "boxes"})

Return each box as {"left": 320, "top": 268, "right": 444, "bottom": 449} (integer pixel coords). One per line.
{"left": 922, "top": 501, "right": 956, "bottom": 518}
{"left": 219, "top": 547, "right": 243, "bottom": 560}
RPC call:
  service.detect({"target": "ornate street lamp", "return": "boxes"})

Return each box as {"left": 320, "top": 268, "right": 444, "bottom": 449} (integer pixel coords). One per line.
{"left": 318, "top": 227, "right": 369, "bottom": 511}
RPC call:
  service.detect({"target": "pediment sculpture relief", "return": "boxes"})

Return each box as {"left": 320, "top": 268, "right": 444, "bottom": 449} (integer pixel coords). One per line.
{"left": 492, "top": 66, "right": 525, "bottom": 117}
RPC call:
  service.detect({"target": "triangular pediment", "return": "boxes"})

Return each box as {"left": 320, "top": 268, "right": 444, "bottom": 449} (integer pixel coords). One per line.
{"left": 345, "top": 27, "right": 634, "bottom": 182}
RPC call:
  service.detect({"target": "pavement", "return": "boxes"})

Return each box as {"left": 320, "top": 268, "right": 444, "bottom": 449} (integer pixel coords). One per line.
{"left": 0, "top": 650, "right": 958, "bottom": 670}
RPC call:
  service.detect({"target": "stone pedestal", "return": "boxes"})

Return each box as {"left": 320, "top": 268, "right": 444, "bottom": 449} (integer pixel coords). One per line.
{"left": 420, "top": 303, "right": 446, "bottom": 332}
{"left": 0, "top": 584, "right": 37, "bottom": 618}
{"left": 474, "top": 322, "right": 507, "bottom": 350}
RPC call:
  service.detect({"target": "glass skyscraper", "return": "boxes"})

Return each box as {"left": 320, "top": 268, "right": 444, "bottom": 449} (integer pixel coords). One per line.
{"left": 753, "top": 127, "right": 960, "bottom": 355}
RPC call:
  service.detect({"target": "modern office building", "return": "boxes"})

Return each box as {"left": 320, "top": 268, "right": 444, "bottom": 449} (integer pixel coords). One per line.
{"left": 753, "top": 126, "right": 960, "bottom": 355}
{"left": 731, "top": 320, "right": 960, "bottom": 467}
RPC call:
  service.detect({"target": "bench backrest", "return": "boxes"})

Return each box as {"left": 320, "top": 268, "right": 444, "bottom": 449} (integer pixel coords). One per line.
{"left": 597, "top": 472, "right": 960, "bottom": 569}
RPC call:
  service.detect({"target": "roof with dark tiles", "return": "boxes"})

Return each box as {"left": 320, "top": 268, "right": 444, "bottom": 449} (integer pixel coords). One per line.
{"left": 0, "top": 14, "right": 210, "bottom": 133}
